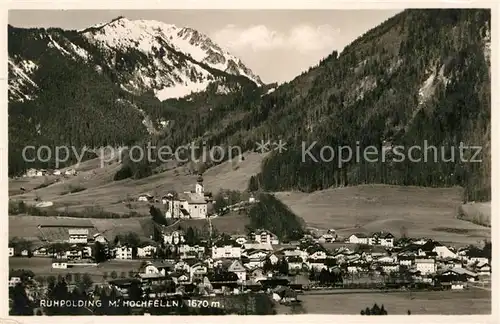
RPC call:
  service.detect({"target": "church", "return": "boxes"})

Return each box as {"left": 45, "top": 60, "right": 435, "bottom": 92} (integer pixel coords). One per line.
{"left": 164, "top": 176, "right": 209, "bottom": 219}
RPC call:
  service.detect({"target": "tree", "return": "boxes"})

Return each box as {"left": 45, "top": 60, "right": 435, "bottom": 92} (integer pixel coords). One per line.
{"left": 120, "top": 271, "right": 126, "bottom": 278}
{"left": 186, "top": 227, "right": 197, "bottom": 245}
{"left": 263, "top": 258, "right": 273, "bottom": 273}
{"left": 128, "top": 270, "right": 135, "bottom": 278}
{"left": 110, "top": 271, "right": 118, "bottom": 279}
{"left": 102, "top": 272, "right": 109, "bottom": 281}
{"left": 10, "top": 283, "right": 33, "bottom": 315}
{"left": 380, "top": 304, "right": 387, "bottom": 315}
{"left": 80, "top": 273, "right": 93, "bottom": 292}
{"left": 278, "top": 259, "right": 289, "bottom": 275}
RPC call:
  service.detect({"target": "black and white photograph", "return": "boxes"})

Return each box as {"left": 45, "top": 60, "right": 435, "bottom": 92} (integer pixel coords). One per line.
{"left": 6, "top": 6, "right": 493, "bottom": 317}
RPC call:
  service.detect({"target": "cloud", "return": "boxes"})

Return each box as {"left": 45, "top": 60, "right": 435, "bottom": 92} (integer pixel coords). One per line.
{"left": 212, "top": 24, "right": 340, "bottom": 54}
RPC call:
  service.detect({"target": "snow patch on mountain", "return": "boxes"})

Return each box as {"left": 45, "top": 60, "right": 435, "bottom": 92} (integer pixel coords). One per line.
{"left": 8, "top": 59, "right": 38, "bottom": 102}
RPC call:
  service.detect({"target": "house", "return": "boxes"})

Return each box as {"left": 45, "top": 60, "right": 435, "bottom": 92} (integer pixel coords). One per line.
{"left": 476, "top": 262, "right": 491, "bottom": 276}
{"left": 93, "top": 233, "right": 109, "bottom": 244}
{"left": 228, "top": 260, "right": 247, "bottom": 282}
{"left": 53, "top": 169, "right": 61, "bottom": 176}
{"left": 445, "top": 267, "right": 479, "bottom": 282}
{"left": 138, "top": 193, "right": 154, "bottom": 202}
{"left": 137, "top": 244, "right": 157, "bottom": 258}
{"left": 9, "top": 277, "right": 22, "bottom": 287}
{"left": 20, "top": 249, "right": 29, "bottom": 257}
{"left": 273, "top": 286, "right": 298, "bottom": 303}
{"left": 244, "top": 250, "right": 270, "bottom": 269}
{"left": 432, "top": 245, "right": 457, "bottom": 259}
{"left": 140, "top": 261, "right": 174, "bottom": 276}
{"left": 287, "top": 256, "right": 303, "bottom": 271}
{"left": 268, "top": 253, "right": 279, "bottom": 265}
{"left": 64, "top": 169, "right": 77, "bottom": 176}
{"left": 212, "top": 238, "right": 242, "bottom": 259}
{"left": 65, "top": 248, "right": 83, "bottom": 261}
{"left": 347, "top": 233, "right": 368, "bottom": 245}
{"left": 249, "top": 267, "right": 266, "bottom": 280}
{"left": 243, "top": 243, "right": 273, "bottom": 251}
{"left": 68, "top": 228, "right": 89, "bottom": 244}
{"left": 398, "top": 256, "right": 414, "bottom": 267}
{"left": 24, "top": 168, "right": 38, "bottom": 177}
{"left": 163, "top": 230, "right": 185, "bottom": 245}
{"left": 115, "top": 246, "right": 133, "bottom": 260}
{"left": 306, "top": 258, "right": 327, "bottom": 271}
{"left": 233, "top": 236, "right": 248, "bottom": 245}
{"left": 174, "top": 260, "right": 192, "bottom": 273}
{"left": 415, "top": 258, "right": 436, "bottom": 275}
{"left": 318, "top": 233, "right": 335, "bottom": 243}
{"left": 190, "top": 263, "right": 208, "bottom": 280}
{"left": 369, "top": 232, "right": 395, "bottom": 247}
{"left": 52, "top": 260, "right": 68, "bottom": 269}
{"left": 32, "top": 247, "right": 49, "bottom": 257}
{"left": 381, "top": 263, "right": 400, "bottom": 273}
{"left": 249, "top": 230, "right": 279, "bottom": 245}
{"left": 8, "top": 247, "right": 14, "bottom": 257}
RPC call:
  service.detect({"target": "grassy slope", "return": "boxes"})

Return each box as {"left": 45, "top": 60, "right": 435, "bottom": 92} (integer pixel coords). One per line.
{"left": 275, "top": 185, "right": 490, "bottom": 247}
{"left": 9, "top": 152, "right": 265, "bottom": 215}
{"left": 300, "top": 289, "right": 490, "bottom": 314}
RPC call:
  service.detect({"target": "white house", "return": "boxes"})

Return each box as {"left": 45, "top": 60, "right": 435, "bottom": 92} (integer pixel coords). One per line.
{"left": 9, "top": 277, "right": 22, "bottom": 287}
{"left": 115, "top": 246, "right": 133, "bottom": 260}
{"left": 212, "top": 241, "right": 241, "bottom": 259}
{"left": 190, "top": 263, "right": 208, "bottom": 280}
{"left": 415, "top": 258, "right": 436, "bottom": 275}
{"left": 228, "top": 260, "right": 247, "bottom": 282}
{"left": 52, "top": 260, "right": 68, "bottom": 269}
{"left": 163, "top": 231, "right": 185, "bottom": 245}
{"left": 433, "top": 246, "right": 457, "bottom": 259}
{"left": 8, "top": 247, "right": 14, "bottom": 257}
{"left": 53, "top": 169, "right": 61, "bottom": 176}
{"left": 369, "top": 232, "right": 395, "bottom": 247}
{"left": 476, "top": 262, "right": 491, "bottom": 276}
{"left": 348, "top": 233, "right": 369, "bottom": 245}
{"left": 68, "top": 228, "right": 89, "bottom": 244}
{"left": 381, "top": 263, "right": 400, "bottom": 273}
{"left": 137, "top": 245, "right": 157, "bottom": 258}
{"left": 250, "top": 230, "right": 279, "bottom": 245}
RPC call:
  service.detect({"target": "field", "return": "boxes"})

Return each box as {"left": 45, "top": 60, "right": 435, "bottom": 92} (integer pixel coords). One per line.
{"left": 459, "top": 202, "right": 491, "bottom": 227}
{"left": 9, "top": 152, "right": 266, "bottom": 215}
{"left": 9, "top": 215, "right": 155, "bottom": 243}
{"left": 275, "top": 185, "right": 490, "bottom": 247}
{"left": 299, "top": 289, "right": 491, "bottom": 314}
{"left": 9, "top": 257, "right": 143, "bottom": 283}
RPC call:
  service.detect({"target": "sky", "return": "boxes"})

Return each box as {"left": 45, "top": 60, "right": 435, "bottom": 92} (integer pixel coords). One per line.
{"left": 9, "top": 10, "right": 402, "bottom": 83}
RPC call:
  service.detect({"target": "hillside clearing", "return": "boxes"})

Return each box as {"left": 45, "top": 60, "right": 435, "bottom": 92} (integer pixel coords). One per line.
{"left": 9, "top": 152, "right": 265, "bottom": 215}
{"left": 275, "top": 185, "right": 490, "bottom": 247}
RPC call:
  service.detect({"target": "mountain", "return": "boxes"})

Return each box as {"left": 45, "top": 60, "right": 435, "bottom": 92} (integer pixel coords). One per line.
{"left": 8, "top": 16, "right": 262, "bottom": 103}
{"left": 8, "top": 17, "right": 263, "bottom": 175}
{"left": 147, "top": 9, "right": 490, "bottom": 202}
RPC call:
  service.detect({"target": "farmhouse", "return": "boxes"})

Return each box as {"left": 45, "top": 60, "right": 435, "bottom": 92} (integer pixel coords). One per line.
{"left": 369, "top": 232, "right": 395, "bottom": 247}
{"left": 68, "top": 228, "right": 89, "bottom": 244}
{"left": 348, "top": 233, "right": 369, "bottom": 244}
{"left": 137, "top": 244, "right": 157, "bottom": 258}
{"left": 114, "top": 246, "right": 133, "bottom": 260}
{"left": 415, "top": 258, "right": 436, "bottom": 275}
{"left": 249, "top": 230, "right": 279, "bottom": 245}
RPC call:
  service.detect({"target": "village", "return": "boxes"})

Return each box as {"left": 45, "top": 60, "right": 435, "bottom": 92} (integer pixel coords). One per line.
{"left": 8, "top": 199, "right": 492, "bottom": 315}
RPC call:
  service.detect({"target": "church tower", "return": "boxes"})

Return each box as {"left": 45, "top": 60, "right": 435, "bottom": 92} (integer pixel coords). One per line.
{"left": 195, "top": 175, "right": 204, "bottom": 195}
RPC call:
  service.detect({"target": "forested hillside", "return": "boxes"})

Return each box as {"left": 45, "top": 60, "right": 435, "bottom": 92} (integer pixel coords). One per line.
{"left": 157, "top": 9, "right": 491, "bottom": 202}
{"left": 8, "top": 20, "right": 261, "bottom": 176}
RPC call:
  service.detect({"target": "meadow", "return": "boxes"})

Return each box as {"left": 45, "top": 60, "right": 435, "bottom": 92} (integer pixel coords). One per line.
{"left": 299, "top": 289, "right": 491, "bottom": 314}
{"left": 9, "top": 257, "right": 143, "bottom": 283}
{"left": 275, "top": 185, "right": 490, "bottom": 247}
